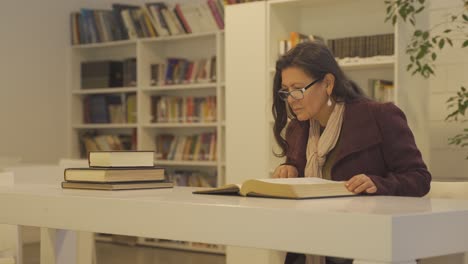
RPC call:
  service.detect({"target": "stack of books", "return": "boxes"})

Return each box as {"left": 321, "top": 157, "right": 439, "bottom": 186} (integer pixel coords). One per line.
{"left": 62, "top": 151, "right": 172, "bottom": 190}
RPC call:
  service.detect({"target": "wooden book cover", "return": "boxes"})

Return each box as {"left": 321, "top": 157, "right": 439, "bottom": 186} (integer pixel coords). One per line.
{"left": 62, "top": 181, "right": 173, "bottom": 190}
{"left": 88, "top": 151, "right": 154, "bottom": 167}
{"left": 193, "top": 178, "right": 355, "bottom": 199}
{"left": 64, "top": 167, "right": 165, "bottom": 183}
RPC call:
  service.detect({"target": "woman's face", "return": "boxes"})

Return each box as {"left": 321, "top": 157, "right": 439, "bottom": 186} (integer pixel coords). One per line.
{"left": 280, "top": 66, "right": 329, "bottom": 121}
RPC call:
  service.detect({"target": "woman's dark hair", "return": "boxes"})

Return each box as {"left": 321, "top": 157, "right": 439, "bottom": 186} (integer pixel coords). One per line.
{"left": 272, "top": 41, "right": 367, "bottom": 157}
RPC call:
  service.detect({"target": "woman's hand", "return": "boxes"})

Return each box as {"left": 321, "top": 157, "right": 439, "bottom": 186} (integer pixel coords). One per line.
{"left": 345, "top": 174, "right": 377, "bottom": 194}
{"left": 272, "top": 165, "right": 298, "bottom": 178}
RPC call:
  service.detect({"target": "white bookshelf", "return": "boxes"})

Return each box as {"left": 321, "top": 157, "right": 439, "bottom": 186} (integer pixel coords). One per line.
{"left": 69, "top": 30, "right": 226, "bottom": 186}
{"left": 225, "top": 2, "right": 429, "bottom": 262}
{"left": 69, "top": 29, "right": 226, "bottom": 256}
{"left": 71, "top": 87, "right": 138, "bottom": 95}
{"left": 226, "top": 0, "right": 430, "bottom": 183}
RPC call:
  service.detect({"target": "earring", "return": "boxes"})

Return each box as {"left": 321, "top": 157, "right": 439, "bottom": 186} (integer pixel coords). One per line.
{"left": 327, "top": 97, "right": 332, "bottom": 106}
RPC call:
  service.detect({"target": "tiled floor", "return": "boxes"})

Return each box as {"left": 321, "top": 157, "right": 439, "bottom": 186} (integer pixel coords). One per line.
{"left": 23, "top": 242, "right": 225, "bottom": 264}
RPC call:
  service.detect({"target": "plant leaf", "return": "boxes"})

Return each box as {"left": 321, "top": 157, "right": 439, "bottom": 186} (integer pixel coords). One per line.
{"left": 447, "top": 38, "right": 453, "bottom": 47}
{"left": 423, "top": 31, "right": 429, "bottom": 40}
{"left": 415, "top": 6, "right": 425, "bottom": 13}
{"left": 439, "top": 38, "right": 445, "bottom": 49}
{"left": 463, "top": 40, "right": 468, "bottom": 48}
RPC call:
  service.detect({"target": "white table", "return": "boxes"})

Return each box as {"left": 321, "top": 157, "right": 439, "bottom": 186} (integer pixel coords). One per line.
{"left": 1, "top": 184, "right": 468, "bottom": 264}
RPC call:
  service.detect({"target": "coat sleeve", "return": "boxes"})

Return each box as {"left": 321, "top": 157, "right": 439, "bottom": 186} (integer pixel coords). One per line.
{"left": 367, "top": 103, "right": 431, "bottom": 197}
{"left": 284, "top": 119, "right": 309, "bottom": 177}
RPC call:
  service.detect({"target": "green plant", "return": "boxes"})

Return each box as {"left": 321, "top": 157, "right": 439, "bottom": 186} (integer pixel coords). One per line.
{"left": 446, "top": 86, "right": 468, "bottom": 156}
{"left": 384, "top": 0, "right": 468, "bottom": 158}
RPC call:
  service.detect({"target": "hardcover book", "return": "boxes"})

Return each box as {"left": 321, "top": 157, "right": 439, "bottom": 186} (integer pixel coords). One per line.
{"left": 64, "top": 167, "right": 164, "bottom": 183}
{"left": 62, "top": 180, "right": 173, "bottom": 190}
{"left": 88, "top": 151, "right": 154, "bottom": 167}
{"left": 193, "top": 177, "right": 355, "bottom": 199}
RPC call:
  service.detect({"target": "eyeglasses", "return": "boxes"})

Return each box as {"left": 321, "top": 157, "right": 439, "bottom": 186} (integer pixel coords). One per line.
{"left": 278, "top": 78, "right": 323, "bottom": 101}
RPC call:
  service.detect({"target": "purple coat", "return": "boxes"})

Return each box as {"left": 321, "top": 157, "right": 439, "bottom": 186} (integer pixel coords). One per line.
{"left": 284, "top": 99, "right": 431, "bottom": 197}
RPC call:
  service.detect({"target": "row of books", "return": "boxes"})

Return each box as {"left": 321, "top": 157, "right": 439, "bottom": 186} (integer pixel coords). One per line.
{"left": 278, "top": 32, "right": 325, "bottom": 56}
{"left": 71, "top": 1, "right": 225, "bottom": 44}
{"left": 155, "top": 133, "right": 217, "bottom": 161}
{"left": 150, "top": 56, "right": 216, "bottom": 86}
{"left": 168, "top": 170, "right": 217, "bottom": 187}
{"left": 62, "top": 151, "right": 171, "bottom": 191}
{"left": 79, "top": 133, "right": 136, "bottom": 158}
{"left": 83, "top": 94, "right": 136, "bottom": 124}
{"left": 151, "top": 95, "right": 217, "bottom": 123}
{"left": 81, "top": 59, "right": 136, "bottom": 89}
{"left": 328, "top": 34, "right": 394, "bottom": 59}
{"left": 278, "top": 32, "right": 394, "bottom": 59}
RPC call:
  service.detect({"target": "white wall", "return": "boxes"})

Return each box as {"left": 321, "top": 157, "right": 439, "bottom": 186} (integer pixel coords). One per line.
{"left": 0, "top": 0, "right": 143, "bottom": 164}
{"left": 0, "top": 1, "right": 70, "bottom": 163}
{"left": 428, "top": 0, "right": 468, "bottom": 179}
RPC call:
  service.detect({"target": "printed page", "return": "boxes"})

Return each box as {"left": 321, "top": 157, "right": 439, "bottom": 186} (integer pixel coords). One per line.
{"left": 257, "top": 177, "right": 335, "bottom": 184}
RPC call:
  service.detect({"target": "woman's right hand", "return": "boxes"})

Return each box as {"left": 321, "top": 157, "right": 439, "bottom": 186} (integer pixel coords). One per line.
{"left": 272, "top": 164, "right": 298, "bottom": 178}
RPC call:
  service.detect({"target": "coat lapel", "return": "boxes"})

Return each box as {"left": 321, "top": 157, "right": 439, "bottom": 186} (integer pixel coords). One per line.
{"left": 334, "top": 100, "right": 382, "bottom": 166}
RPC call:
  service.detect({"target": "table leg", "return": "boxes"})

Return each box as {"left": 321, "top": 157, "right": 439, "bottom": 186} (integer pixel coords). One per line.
{"left": 16, "top": 226, "right": 23, "bottom": 264}
{"left": 76, "top": 232, "right": 95, "bottom": 264}
{"left": 354, "top": 260, "right": 416, "bottom": 264}
{"left": 40, "top": 228, "right": 77, "bottom": 264}
{"left": 40, "top": 229, "right": 95, "bottom": 264}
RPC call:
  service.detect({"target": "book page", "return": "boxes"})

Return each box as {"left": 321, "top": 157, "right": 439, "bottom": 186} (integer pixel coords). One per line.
{"left": 256, "top": 177, "right": 337, "bottom": 185}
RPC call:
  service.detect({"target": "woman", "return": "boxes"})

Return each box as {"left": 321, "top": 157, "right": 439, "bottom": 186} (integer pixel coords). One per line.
{"left": 271, "top": 41, "right": 431, "bottom": 264}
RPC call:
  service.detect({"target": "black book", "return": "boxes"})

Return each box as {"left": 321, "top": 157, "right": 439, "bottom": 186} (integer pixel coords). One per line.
{"left": 112, "top": 4, "right": 140, "bottom": 40}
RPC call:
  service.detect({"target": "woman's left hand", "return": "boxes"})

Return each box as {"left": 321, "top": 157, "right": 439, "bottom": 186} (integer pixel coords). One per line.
{"left": 345, "top": 174, "right": 377, "bottom": 194}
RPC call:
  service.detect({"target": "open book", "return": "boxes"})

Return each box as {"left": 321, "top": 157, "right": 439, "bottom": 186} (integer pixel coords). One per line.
{"left": 193, "top": 177, "right": 355, "bottom": 199}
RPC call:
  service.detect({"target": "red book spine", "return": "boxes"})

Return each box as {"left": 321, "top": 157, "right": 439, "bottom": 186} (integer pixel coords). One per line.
{"left": 207, "top": 0, "right": 224, "bottom": 29}
{"left": 174, "top": 4, "right": 192, "bottom": 33}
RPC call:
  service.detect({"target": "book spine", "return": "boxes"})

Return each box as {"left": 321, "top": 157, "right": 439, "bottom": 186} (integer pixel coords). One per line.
{"left": 207, "top": 0, "right": 224, "bottom": 30}
{"left": 174, "top": 4, "right": 192, "bottom": 34}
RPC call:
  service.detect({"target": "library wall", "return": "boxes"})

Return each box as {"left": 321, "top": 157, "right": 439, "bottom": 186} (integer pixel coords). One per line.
{"left": 428, "top": 0, "right": 468, "bottom": 179}
{"left": 0, "top": 0, "right": 134, "bottom": 163}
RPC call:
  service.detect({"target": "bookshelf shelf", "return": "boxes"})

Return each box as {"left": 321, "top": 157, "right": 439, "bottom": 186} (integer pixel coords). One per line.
{"left": 139, "top": 31, "right": 222, "bottom": 43}
{"left": 154, "top": 160, "right": 218, "bottom": 167}
{"left": 71, "top": 87, "right": 137, "bottom": 95}
{"left": 338, "top": 56, "right": 395, "bottom": 70}
{"left": 72, "top": 124, "right": 138, "bottom": 129}
{"left": 71, "top": 39, "right": 137, "bottom": 49}
{"left": 141, "top": 83, "right": 217, "bottom": 92}
{"left": 268, "top": 56, "right": 395, "bottom": 73}
{"left": 143, "top": 123, "right": 218, "bottom": 128}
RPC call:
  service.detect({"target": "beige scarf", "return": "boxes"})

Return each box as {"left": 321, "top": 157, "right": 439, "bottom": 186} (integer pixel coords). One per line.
{"left": 303, "top": 102, "right": 345, "bottom": 264}
{"left": 305, "top": 102, "right": 345, "bottom": 178}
